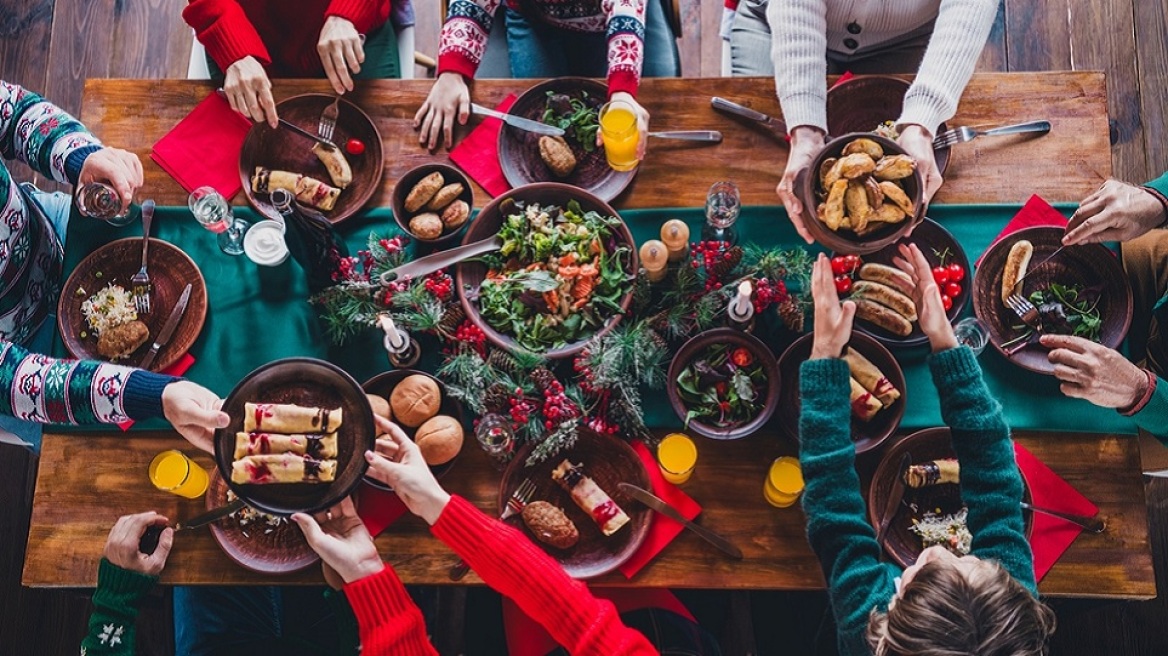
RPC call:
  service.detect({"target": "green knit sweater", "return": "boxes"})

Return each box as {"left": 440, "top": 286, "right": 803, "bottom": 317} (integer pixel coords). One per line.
{"left": 798, "top": 346, "right": 1036, "bottom": 656}
{"left": 1129, "top": 171, "right": 1168, "bottom": 439}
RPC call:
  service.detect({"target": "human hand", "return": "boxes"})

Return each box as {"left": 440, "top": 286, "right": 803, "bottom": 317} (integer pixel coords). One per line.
{"left": 318, "top": 16, "right": 364, "bottom": 94}
{"left": 1063, "top": 180, "right": 1166, "bottom": 245}
{"left": 103, "top": 512, "right": 173, "bottom": 576}
{"left": 364, "top": 417, "right": 451, "bottom": 525}
{"left": 224, "top": 56, "right": 278, "bottom": 128}
{"left": 776, "top": 126, "right": 825, "bottom": 244}
{"left": 810, "top": 253, "right": 856, "bottom": 359}
{"left": 414, "top": 72, "right": 470, "bottom": 150}
{"left": 598, "top": 92, "right": 650, "bottom": 160}
{"left": 1041, "top": 334, "right": 1148, "bottom": 408}
{"left": 897, "top": 125, "right": 941, "bottom": 203}
{"left": 78, "top": 148, "right": 144, "bottom": 214}
{"left": 161, "top": 381, "right": 229, "bottom": 454}
{"left": 291, "top": 497, "right": 385, "bottom": 585}
{"left": 892, "top": 243, "right": 957, "bottom": 352}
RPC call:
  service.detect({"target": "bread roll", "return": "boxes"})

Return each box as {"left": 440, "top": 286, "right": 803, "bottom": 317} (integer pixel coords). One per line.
{"left": 367, "top": 394, "right": 392, "bottom": 420}
{"left": 1002, "top": 239, "right": 1034, "bottom": 303}
{"left": 390, "top": 375, "right": 441, "bottom": 427}
{"left": 415, "top": 415, "right": 463, "bottom": 465}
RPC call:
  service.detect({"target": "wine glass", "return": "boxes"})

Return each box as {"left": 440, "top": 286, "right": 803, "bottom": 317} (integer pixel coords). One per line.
{"left": 703, "top": 181, "right": 740, "bottom": 243}
{"left": 188, "top": 186, "right": 249, "bottom": 255}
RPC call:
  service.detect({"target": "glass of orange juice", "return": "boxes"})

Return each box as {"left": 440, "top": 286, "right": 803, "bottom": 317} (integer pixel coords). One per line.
{"left": 149, "top": 449, "right": 210, "bottom": 499}
{"left": 599, "top": 99, "right": 641, "bottom": 171}
{"left": 764, "top": 456, "right": 804, "bottom": 508}
{"left": 657, "top": 433, "right": 698, "bottom": 485}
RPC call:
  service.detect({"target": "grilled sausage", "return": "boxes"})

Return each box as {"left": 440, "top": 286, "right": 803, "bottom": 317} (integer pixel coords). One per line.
{"left": 858, "top": 262, "right": 915, "bottom": 297}
{"left": 1001, "top": 239, "right": 1034, "bottom": 303}
{"left": 851, "top": 280, "right": 918, "bottom": 322}
{"left": 853, "top": 297, "right": 913, "bottom": 337}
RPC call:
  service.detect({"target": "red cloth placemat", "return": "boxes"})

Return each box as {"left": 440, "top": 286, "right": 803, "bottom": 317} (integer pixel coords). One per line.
{"left": 449, "top": 95, "right": 517, "bottom": 198}
{"left": 151, "top": 91, "right": 252, "bottom": 199}
{"left": 976, "top": 195, "right": 1069, "bottom": 267}
{"left": 116, "top": 353, "right": 196, "bottom": 431}
{"left": 619, "top": 441, "right": 703, "bottom": 578}
{"left": 1014, "top": 442, "right": 1097, "bottom": 582}
{"left": 356, "top": 479, "right": 409, "bottom": 536}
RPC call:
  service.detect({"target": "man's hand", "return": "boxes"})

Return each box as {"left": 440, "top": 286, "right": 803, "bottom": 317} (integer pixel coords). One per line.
{"left": 364, "top": 417, "right": 451, "bottom": 525}
{"left": 414, "top": 72, "right": 471, "bottom": 150}
{"left": 103, "top": 512, "right": 172, "bottom": 576}
{"left": 161, "top": 381, "right": 229, "bottom": 454}
{"left": 809, "top": 253, "right": 856, "bottom": 360}
{"left": 776, "top": 126, "right": 825, "bottom": 244}
{"left": 597, "top": 92, "right": 650, "bottom": 160}
{"left": 1042, "top": 334, "right": 1148, "bottom": 408}
{"left": 78, "top": 148, "right": 144, "bottom": 214}
{"left": 225, "top": 56, "right": 278, "bottom": 127}
{"left": 318, "top": 16, "right": 364, "bottom": 95}
{"left": 897, "top": 125, "right": 941, "bottom": 203}
{"left": 292, "top": 497, "right": 385, "bottom": 585}
{"left": 1063, "top": 179, "right": 1166, "bottom": 245}
{"left": 892, "top": 243, "right": 957, "bottom": 352}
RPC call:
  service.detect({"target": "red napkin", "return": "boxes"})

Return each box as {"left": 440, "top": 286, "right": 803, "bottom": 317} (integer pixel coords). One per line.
{"left": 356, "top": 479, "right": 409, "bottom": 536}
{"left": 976, "top": 195, "right": 1069, "bottom": 267}
{"left": 117, "top": 353, "right": 196, "bottom": 431}
{"left": 449, "top": 94, "right": 517, "bottom": 198}
{"left": 618, "top": 441, "right": 703, "bottom": 578}
{"left": 1013, "top": 442, "right": 1097, "bottom": 582}
{"left": 151, "top": 91, "right": 252, "bottom": 199}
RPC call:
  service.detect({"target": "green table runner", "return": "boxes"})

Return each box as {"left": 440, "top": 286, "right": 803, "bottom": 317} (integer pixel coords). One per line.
{"left": 57, "top": 203, "right": 1136, "bottom": 436}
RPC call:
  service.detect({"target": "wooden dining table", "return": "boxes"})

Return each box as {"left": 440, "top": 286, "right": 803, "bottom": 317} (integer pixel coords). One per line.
{"left": 21, "top": 73, "right": 1156, "bottom": 598}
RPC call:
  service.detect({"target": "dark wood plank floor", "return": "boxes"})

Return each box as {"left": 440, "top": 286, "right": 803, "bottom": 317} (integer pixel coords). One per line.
{"left": 3, "top": 1, "right": 1168, "bottom": 654}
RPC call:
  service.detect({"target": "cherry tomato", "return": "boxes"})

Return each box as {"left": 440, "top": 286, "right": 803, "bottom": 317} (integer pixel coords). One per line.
{"left": 932, "top": 266, "right": 950, "bottom": 285}
{"left": 731, "top": 347, "right": 754, "bottom": 367}
{"left": 345, "top": 138, "right": 366, "bottom": 156}
{"left": 941, "top": 294, "right": 953, "bottom": 311}
{"left": 843, "top": 254, "right": 862, "bottom": 272}
{"left": 834, "top": 274, "right": 853, "bottom": 294}
{"left": 831, "top": 256, "right": 851, "bottom": 276}
{"left": 715, "top": 381, "right": 729, "bottom": 398}
{"left": 945, "top": 282, "right": 962, "bottom": 299}
{"left": 947, "top": 262, "right": 965, "bottom": 282}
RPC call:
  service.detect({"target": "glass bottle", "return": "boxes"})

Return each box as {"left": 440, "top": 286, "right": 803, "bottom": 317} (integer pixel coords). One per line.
{"left": 270, "top": 188, "right": 349, "bottom": 294}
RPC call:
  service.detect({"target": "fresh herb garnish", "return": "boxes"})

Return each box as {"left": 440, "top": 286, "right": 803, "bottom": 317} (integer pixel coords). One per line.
{"left": 542, "top": 91, "right": 600, "bottom": 152}
{"left": 1028, "top": 282, "right": 1103, "bottom": 342}
{"left": 676, "top": 344, "right": 766, "bottom": 428}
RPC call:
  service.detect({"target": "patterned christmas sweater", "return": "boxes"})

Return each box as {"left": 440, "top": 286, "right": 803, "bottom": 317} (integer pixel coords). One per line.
{"left": 438, "top": 0, "right": 647, "bottom": 97}
{"left": 0, "top": 81, "right": 103, "bottom": 345}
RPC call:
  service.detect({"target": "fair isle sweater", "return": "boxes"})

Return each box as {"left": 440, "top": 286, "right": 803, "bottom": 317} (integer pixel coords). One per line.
{"left": 0, "top": 81, "right": 103, "bottom": 344}
{"left": 767, "top": 0, "right": 999, "bottom": 136}
{"left": 798, "top": 347, "right": 1035, "bottom": 656}
{"left": 438, "top": 0, "right": 646, "bottom": 97}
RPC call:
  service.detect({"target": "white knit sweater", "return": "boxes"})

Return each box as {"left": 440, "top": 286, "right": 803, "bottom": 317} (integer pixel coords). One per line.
{"left": 767, "top": 0, "right": 999, "bottom": 135}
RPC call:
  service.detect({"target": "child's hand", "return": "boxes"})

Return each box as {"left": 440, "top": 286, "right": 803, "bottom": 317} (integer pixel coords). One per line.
{"left": 810, "top": 253, "right": 856, "bottom": 359}
{"left": 892, "top": 243, "right": 958, "bottom": 352}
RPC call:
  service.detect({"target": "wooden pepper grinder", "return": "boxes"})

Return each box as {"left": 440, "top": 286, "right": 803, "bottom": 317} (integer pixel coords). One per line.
{"left": 639, "top": 239, "right": 669, "bottom": 282}
{"left": 661, "top": 219, "right": 690, "bottom": 263}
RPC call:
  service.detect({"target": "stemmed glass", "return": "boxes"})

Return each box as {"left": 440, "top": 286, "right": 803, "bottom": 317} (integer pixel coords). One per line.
{"left": 703, "top": 181, "right": 740, "bottom": 244}
{"left": 188, "top": 186, "right": 249, "bottom": 255}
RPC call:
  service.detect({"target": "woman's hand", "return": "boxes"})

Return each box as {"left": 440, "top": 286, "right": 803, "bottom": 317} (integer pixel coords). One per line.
{"left": 292, "top": 497, "right": 385, "bottom": 585}
{"left": 364, "top": 417, "right": 451, "bottom": 525}
{"left": 414, "top": 72, "right": 470, "bottom": 150}
{"left": 776, "top": 126, "right": 825, "bottom": 244}
{"left": 318, "top": 16, "right": 365, "bottom": 95}
{"left": 1063, "top": 179, "right": 1166, "bottom": 245}
{"left": 897, "top": 125, "right": 941, "bottom": 203}
{"left": 809, "top": 253, "right": 856, "bottom": 360}
{"left": 598, "top": 92, "right": 650, "bottom": 160}
{"left": 224, "top": 56, "right": 278, "bottom": 128}
{"left": 78, "top": 148, "right": 144, "bottom": 214}
{"left": 892, "top": 243, "right": 957, "bottom": 352}
{"left": 1041, "top": 334, "right": 1148, "bottom": 408}
{"left": 103, "top": 512, "right": 172, "bottom": 576}
{"left": 161, "top": 381, "right": 229, "bottom": 454}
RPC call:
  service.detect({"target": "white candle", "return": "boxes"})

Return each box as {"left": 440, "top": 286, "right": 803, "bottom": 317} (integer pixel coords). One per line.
{"left": 729, "top": 280, "right": 754, "bottom": 322}
{"left": 379, "top": 314, "right": 409, "bottom": 353}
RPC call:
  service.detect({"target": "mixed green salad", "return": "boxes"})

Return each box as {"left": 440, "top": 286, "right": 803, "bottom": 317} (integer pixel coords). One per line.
{"left": 676, "top": 343, "right": 767, "bottom": 428}
{"left": 542, "top": 91, "right": 600, "bottom": 151}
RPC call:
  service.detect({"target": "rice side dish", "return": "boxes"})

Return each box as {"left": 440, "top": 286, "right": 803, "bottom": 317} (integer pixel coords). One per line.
{"left": 81, "top": 284, "right": 137, "bottom": 336}
{"left": 909, "top": 507, "right": 973, "bottom": 555}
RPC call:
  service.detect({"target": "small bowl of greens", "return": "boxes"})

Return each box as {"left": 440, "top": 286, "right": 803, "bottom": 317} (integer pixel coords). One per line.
{"left": 666, "top": 328, "right": 781, "bottom": 440}
{"left": 455, "top": 182, "right": 637, "bottom": 359}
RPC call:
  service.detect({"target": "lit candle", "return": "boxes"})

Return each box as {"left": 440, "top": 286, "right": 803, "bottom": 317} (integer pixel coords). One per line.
{"left": 728, "top": 280, "right": 754, "bottom": 323}
{"left": 661, "top": 219, "right": 690, "bottom": 262}
{"left": 378, "top": 314, "right": 409, "bottom": 354}
{"left": 639, "top": 239, "right": 668, "bottom": 282}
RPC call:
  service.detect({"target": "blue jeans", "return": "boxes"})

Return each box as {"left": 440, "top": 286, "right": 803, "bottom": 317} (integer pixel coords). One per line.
{"left": 505, "top": 0, "right": 680, "bottom": 79}
{"left": 173, "top": 586, "right": 345, "bottom": 656}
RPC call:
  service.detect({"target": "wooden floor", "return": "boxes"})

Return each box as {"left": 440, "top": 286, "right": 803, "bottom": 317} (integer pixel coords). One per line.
{"left": 3, "top": 0, "right": 1168, "bottom": 653}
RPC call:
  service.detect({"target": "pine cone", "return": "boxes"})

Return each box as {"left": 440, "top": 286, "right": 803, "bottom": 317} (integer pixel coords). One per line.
{"left": 487, "top": 349, "right": 521, "bottom": 376}
{"left": 706, "top": 245, "right": 743, "bottom": 279}
{"left": 437, "top": 304, "right": 467, "bottom": 335}
{"left": 483, "top": 382, "right": 513, "bottom": 414}
{"left": 531, "top": 367, "right": 558, "bottom": 393}
{"left": 646, "top": 328, "right": 668, "bottom": 352}
{"left": 777, "top": 298, "right": 805, "bottom": 333}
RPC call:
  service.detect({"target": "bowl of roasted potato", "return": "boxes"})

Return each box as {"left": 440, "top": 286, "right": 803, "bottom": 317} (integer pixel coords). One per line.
{"left": 797, "top": 133, "right": 924, "bottom": 255}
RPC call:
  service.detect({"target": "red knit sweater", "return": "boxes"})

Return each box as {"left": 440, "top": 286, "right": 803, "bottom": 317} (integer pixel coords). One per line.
{"left": 183, "top": 0, "right": 391, "bottom": 77}
{"left": 343, "top": 495, "right": 658, "bottom": 655}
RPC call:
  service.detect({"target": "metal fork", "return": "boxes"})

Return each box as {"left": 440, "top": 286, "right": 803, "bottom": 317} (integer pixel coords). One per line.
{"left": 1005, "top": 293, "right": 1041, "bottom": 330}
{"left": 131, "top": 200, "right": 155, "bottom": 314}
{"left": 449, "top": 478, "right": 536, "bottom": 581}
{"left": 318, "top": 95, "right": 341, "bottom": 143}
{"left": 933, "top": 120, "right": 1052, "bottom": 148}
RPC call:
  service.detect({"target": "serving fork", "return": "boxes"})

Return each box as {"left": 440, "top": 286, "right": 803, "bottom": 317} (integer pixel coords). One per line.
{"left": 318, "top": 95, "right": 341, "bottom": 143}
{"left": 449, "top": 478, "right": 536, "bottom": 581}
{"left": 131, "top": 200, "right": 155, "bottom": 314}
{"left": 933, "top": 120, "right": 1052, "bottom": 148}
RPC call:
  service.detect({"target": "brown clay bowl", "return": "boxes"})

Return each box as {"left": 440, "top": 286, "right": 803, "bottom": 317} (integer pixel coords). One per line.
{"left": 58, "top": 238, "right": 207, "bottom": 372}
{"left": 238, "top": 94, "right": 384, "bottom": 224}
{"left": 498, "top": 77, "right": 635, "bottom": 203}
{"left": 797, "top": 132, "right": 925, "bottom": 255}
{"left": 667, "top": 328, "right": 781, "bottom": 440}
{"left": 499, "top": 426, "right": 652, "bottom": 579}
{"left": 391, "top": 163, "right": 475, "bottom": 247}
{"left": 455, "top": 182, "right": 638, "bottom": 359}
{"left": 214, "top": 358, "right": 375, "bottom": 516}
{"left": 776, "top": 332, "right": 905, "bottom": 453}
{"left": 868, "top": 427, "right": 1033, "bottom": 569}
{"left": 826, "top": 75, "right": 951, "bottom": 175}
{"left": 361, "top": 370, "right": 465, "bottom": 491}
{"left": 206, "top": 469, "right": 318, "bottom": 574}
{"left": 972, "top": 227, "right": 1132, "bottom": 374}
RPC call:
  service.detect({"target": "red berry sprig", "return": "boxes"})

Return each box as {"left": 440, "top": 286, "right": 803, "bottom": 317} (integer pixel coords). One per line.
{"left": 423, "top": 270, "right": 454, "bottom": 300}
{"left": 539, "top": 378, "right": 579, "bottom": 430}
{"left": 452, "top": 320, "right": 486, "bottom": 355}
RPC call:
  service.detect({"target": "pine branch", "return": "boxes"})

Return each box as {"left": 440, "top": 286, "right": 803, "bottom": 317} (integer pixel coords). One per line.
{"left": 526, "top": 418, "right": 580, "bottom": 467}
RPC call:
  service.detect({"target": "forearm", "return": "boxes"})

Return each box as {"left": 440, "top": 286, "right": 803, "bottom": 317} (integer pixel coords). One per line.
{"left": 342, "top": 567, "right": 437, "bottom": 655}
{"left": 1129, "top": 374, "right": 1168, "bottom": 438}
{"left": 0, "top": 80, "right": 102, "bottom": 184}
{"left": 182, "top": 0, "right": 272, "bottom": 71}
{"left": 603, "top": 0, "right": 647, "bottom": 97}
{"left": 326, "top": 0, "right": 390, "bottom": 33}
{"left": 768, "top": 0, "right": 829, "bottom": 131}
{"left": 80, "top": 559, "right": 157, "bottom": 655}
{"left": 436, "top": 0, "right": 495, "bottom": 79}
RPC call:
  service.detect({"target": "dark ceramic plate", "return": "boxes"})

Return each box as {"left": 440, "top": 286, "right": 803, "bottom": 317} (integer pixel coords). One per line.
{"left": 214, "top": 358, "right": 375, "bottom": 516}
{"left": 206, "top": 469, "right": 318, "bottom": 574}
{"left": 58, "top": 238, "right": 207, "bottom": 372}
{"left": 776, "top": 332, "right": 905, "bottom": 453}
{"left": 826, "top": 75, "right": 951, "bottom": 175}
{"left": 239, "top": 94, "right": 384, "bottom": 224}
{"left": 972, "top": 227, "right": 1132, "bottom": 374}
{"left": 868, "top": 427, "right": 1033, "bottom": 569}
{"left": 498, "top": 78, "right": 634, "bottom": 203}
{"left": 499, "top": 427, "right": 652, "bottom": 579}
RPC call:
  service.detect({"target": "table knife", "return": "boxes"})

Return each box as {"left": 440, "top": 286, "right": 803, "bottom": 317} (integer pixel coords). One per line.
{"left": 875, "top": 452, "right": 913, "bottom": 551}
{"left": 140, "top": 283, "right": 192, "bottom": 370}
{"left": 378, "top": 235, "right": 503, "bottom": 285}
{"left": 138, "top": 498, "right": 246, "bottom": 555}
{"left": 710, "top": 97, "right": 789, "bottom": 142}
{"left": 618, "top": 483, "right": 743, "bottom": 559}
{"left": 1015, "top": 245, "right": 1067, "bottom": 287}
{"left": 648, "top": 130, "right": 723, "bottom": 143}
{"left": 471, "top": 103, "right": 565, "bottom": 137}
{"left": 215, "top": 88, "right": 338, "bottom": 149}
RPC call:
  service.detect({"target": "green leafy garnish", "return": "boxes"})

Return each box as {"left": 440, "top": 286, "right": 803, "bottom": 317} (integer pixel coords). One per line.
{"left": 542, "top": 91, "right": 600, "bottom": 152}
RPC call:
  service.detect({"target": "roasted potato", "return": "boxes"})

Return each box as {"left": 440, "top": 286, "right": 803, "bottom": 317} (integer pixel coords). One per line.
{"left": 879, "top": 181, "right": 915, "bottom": 215}
{"left": 838, "top": 153, "right": 877, "bottom": 179}
{"left": 871, "top": 202, "right": 908, "bottom": 224}
{"left": 863, "top": 176, "right": 885, "bottom": 207}
{"left": 842, "top": 137, "right": 884, "bottom": 160}
{"left": 844, "top": 181, "right": 872, "bottom": 232}
{"left": 874, "top": 155, "right": 916, "bottom": 181}
{"left": 820, "top": 157, "right": 841, "bottom": 189}
{"left": 823, "top": 179, "right": 848, "bottom": 231}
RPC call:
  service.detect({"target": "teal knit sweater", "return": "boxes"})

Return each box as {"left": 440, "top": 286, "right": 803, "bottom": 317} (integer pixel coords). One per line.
{"left": 798, "top": 346, "right": 1036, "bottom": 656}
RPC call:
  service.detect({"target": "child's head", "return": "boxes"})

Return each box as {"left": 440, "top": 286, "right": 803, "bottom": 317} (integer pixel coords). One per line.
{"left": 867, "top": 546, "right": 1056, "bottom": 656}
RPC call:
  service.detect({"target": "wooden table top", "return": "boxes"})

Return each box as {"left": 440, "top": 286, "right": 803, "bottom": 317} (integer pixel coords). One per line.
{"left": 78, "top": 72, "right": 1111, "bottom": 211}
{"left": 24, "top": 428, "right": 1154, "bottom": 598}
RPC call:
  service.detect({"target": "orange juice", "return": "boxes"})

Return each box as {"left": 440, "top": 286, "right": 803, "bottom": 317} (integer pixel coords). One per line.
{"left": 764, "top": 456, "right": 804, "bottom": 508}
{"left": 599, "top": 102, "right": 641, "bottom": 171}
{"left": 149, "top": 450, "right": 209, "bottom": 499}
{"left": 657, "top": 433, "right": 697, "bottom": 485}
